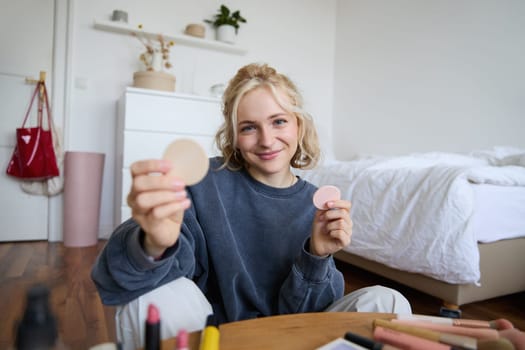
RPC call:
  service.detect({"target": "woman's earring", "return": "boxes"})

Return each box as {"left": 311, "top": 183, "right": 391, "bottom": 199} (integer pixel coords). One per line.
{"left": 233, "top": 149, "right": 241, "bottom": 162}
{"left": 293, "top": 146, "right": 303, "bottom": 163}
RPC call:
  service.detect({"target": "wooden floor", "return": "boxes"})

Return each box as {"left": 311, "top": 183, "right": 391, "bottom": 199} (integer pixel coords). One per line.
{"left": 1, "top": 241, "right": 523, "bottom": 349}
{"left": 0, "top": 241, "right": 116, "bottom": 349}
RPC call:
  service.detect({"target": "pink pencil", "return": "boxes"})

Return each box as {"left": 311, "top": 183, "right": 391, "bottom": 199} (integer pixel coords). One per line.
{"left": 374, "top": 326, "right": 452, "bottom": 350}
{"left": 392, "top": 319, "right": 499, "bottom": 340}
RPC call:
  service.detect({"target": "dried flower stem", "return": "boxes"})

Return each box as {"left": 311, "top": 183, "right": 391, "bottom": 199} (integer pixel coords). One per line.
{"left": 133, "top": 25, "right": 175, "bottom": 71}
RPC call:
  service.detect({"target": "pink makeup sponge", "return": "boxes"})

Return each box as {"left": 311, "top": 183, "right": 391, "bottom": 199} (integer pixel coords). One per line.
{"left": 163, "top": 139, "right": 209, "bottom": 185}
{"left": 313, "top": 185, "right": 341, "bottom": 209}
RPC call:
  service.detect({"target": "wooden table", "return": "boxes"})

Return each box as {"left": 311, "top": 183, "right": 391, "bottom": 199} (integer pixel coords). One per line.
{"left": 159, "top": 312, "right": 394, "bottom": 350}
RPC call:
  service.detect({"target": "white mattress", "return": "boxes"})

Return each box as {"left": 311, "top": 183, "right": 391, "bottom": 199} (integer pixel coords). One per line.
{"left": 296, "top": 146, "right": 525, "bottom": 285}
{"left": 471, "top": 184, "right": 525, "bottom": 243}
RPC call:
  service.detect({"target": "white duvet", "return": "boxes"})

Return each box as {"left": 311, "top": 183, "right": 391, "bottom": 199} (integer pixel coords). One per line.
{"left": 297, "top": 146, "right": 525, "bottom": 284}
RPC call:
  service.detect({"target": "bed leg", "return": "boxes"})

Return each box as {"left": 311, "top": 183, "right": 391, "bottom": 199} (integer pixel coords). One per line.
{"left": 439, "top": 301, "right": 461, "bottom": 318}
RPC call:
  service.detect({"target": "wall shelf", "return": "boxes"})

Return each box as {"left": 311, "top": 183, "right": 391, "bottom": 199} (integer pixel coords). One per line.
{"left": 93, "top": 19, "right": 247, "bottom": 55}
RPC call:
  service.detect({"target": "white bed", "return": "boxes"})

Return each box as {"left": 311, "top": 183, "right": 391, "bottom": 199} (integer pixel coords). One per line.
{"left": 297, "top": 146, "right": 525, "bottom": 306}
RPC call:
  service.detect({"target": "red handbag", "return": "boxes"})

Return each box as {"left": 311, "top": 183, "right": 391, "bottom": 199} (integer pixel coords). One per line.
{"left": 6, "top": 81, "right": 59, "bottom": 180}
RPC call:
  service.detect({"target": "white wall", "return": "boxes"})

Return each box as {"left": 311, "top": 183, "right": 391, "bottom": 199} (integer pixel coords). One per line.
{"left": 9, "top": 0, "right": 523, "bottom": 240}
{"left": 333, "top": 0, "right": 525, "bottom": 159}
{"left": 66, "top": 0, "right": 337, "bottom": 237}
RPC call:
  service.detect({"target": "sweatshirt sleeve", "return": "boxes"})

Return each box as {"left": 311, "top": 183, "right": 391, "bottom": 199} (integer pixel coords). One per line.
{"left": 277, "top": 238, "right": 344, "bottom": 314}
{"left": 91, "top": 219, "right": 196, "bottom": 305}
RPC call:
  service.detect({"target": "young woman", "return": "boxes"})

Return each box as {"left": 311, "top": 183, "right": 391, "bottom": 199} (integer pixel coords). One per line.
{"left": 92, "top": 63, "right": 411, "bottom": 349}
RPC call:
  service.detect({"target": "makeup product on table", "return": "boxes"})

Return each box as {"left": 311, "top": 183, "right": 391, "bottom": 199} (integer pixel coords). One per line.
{"left": 163, "top": 139, "right": 209, "bottom": 185}
{"left": 374, "top": 318, "right": 477, "bottom": 350}
{"left": 392, "top": 319, "right": 500, "bottom": 340}
{"left": 15, "top": 285, "right": 59, "bottom": 350}
{"left": 376, "top": 319, "right": 516, "bottom": 350}
{"left": 176, "top": 329, "right": 189, "bottom": 350}
{"left": 313, "top": 185, "right": 341, "bottom": 209}
{"left": 199, "top": 314, "right": 219, "bottom": 350}
{"left": 344, "top": 331, "right": 402, "bottom": 349}
{"left": 145, "top": 303, "right": 160, "bottom": 350}
{"left": 373, "top": 326, "right": 452, "bottom": 350}
{"left": 396, "top": 314, "right": 497, "bottom": 329}
{"left": 476, "top": 338, "right": 516, "bottom": 350}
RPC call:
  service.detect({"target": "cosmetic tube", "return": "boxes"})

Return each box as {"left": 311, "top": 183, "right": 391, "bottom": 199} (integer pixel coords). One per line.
{"left": 199, "top": 314, "right": 219, "bottom": 350}
{"left": 145, "top": 304, "right": 160, "bottom": 350}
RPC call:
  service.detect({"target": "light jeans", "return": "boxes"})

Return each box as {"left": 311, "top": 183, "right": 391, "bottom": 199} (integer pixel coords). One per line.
{"left": 115, "top": 278, "right": 212, "bottom": 350}
{"left": 115, "top": 278, "right": 412, "bottom": 350}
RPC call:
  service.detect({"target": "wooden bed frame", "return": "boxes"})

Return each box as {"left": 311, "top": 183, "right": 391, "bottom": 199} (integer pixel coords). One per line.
{"left": 335, "top": 237, "right": 525, "bottom": 308}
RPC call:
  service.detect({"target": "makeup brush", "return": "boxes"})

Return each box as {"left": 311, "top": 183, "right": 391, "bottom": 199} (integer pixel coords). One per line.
{"left": 477, "top": 338, "right": 515, "bottom": 350}
{"left": 396, "top": 314, "right": 517, "bottom": 331}
{"left": 392, "top": 319, "right": 500, "bottom": 340}
{"left": 374, "top": 319, "right": 477, "bottom": 349}
{"left": 374, "top": 319, "right": 516, "bottom": 350}
{"left": 396, "top": 314, "right": 498, "bottom": 329}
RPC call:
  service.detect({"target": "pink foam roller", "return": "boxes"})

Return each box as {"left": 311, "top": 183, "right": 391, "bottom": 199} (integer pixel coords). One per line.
{"left": 63, "top": 151, "right": 105, "bottom": 247}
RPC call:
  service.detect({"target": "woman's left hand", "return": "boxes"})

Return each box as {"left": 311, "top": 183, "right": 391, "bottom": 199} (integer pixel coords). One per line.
{"left": 310, "top": 199, "right": 353, "bottom": 257}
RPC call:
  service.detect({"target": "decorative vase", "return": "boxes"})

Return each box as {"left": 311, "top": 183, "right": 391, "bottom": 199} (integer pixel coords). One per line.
{"left": 216, "top": 24, "right": 236, "bottom": 44}
{"left": 133, "top": 71, "right": 176, "bottom": 92}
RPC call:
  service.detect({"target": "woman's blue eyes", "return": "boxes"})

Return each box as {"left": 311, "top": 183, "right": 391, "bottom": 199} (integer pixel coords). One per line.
{"left": 240, "top": 125, "right": 255, "bottom": 132}
{"left": 240, "top": 119, "right": 288, "bottom": 133}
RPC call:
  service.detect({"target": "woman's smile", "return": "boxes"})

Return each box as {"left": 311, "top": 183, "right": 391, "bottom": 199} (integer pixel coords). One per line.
{"left": 256, "top": 150, "right": 281, "bottom": 160}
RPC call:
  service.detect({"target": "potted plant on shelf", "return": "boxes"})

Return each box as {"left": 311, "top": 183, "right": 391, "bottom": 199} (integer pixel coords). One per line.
{"left": 204, "top": 4, "right": 247, "bottom": 44}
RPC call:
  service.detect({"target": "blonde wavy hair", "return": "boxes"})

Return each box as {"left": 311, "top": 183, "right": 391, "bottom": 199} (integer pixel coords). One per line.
{"left": 215, "top": 63, "right": 320, "bottom": 170}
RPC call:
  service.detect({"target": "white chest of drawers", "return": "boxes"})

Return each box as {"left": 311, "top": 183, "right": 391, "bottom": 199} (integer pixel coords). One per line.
{"left": 115, "top": 87, "right": 222, "bottom": 226}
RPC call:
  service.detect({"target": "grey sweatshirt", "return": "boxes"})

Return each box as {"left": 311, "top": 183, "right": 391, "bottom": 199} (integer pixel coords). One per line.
{"left": 91, "top": 157, "right": 344, "bottom": 324}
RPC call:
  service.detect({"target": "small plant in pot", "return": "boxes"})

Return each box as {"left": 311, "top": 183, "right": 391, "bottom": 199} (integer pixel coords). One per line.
{"left": 205, "top": 4, "right": 247, "bottom": 44}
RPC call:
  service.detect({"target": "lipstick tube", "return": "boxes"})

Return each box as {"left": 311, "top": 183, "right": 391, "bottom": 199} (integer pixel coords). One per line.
{"left": 145, "top": 303, "right": 160, "bottom": 350}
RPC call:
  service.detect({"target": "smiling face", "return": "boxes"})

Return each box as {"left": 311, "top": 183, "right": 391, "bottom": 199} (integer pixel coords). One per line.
{"left": 235, "top": 87, "right": 299, "bottom": 187}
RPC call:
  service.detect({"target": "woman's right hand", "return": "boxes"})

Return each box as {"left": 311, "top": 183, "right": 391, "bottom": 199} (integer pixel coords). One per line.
{"left": 126, "top": 159, "right": 191, "bottom": 258}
